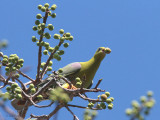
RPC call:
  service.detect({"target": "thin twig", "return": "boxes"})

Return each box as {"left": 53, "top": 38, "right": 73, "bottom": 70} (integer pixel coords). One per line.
{"left": 29, "top": 98, "right": 54, "bottom": 108}
{"left": 67, "top": 104, "right": 102, "bottom": 110}
{"left": 94, "top": 79, "right": 103, "bottom": 89}
{"left": 17, "top": 70, "right": 34, "bottom": 82}
{"left": 65, "top": 106, "right": 79, "bottom": 120}
{"left": 78, "top": 93, "right": 103, "bottom": 102}
{"left": 14, "top": 78, "right": 27, "bottom": 90}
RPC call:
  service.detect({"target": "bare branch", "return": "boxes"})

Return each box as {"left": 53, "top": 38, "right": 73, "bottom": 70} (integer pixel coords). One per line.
{"left": 36, "top": 9, "right": 50, "bottom": 82}
{"left": 67, "top": 104, "right": 102, "bottom": 110}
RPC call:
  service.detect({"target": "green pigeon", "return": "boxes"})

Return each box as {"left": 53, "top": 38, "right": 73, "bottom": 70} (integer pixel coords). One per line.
{"left": 11, "top": 47, "right": 111, "bottom": 110}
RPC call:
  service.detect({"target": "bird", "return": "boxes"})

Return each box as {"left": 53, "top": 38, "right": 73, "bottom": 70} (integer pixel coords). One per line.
{"left": 11, "top": 47, "right": 111, "bottom": 110}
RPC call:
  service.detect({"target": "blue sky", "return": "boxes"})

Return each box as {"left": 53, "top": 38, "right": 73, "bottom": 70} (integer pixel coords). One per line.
{"left": 0, "top": 0, "right": 160, "bottom": 119}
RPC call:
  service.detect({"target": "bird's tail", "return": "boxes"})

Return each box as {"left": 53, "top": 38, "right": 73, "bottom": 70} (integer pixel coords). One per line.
{"left": 11, "top": 99, "right": 26, "bottom": 111}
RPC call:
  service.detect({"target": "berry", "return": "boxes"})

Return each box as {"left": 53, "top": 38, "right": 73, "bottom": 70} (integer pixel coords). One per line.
{"left": 47, "top": 66, "right": 52, "bottom": 71}
{"left": 35, "top": 20, "right": 40, "bottom": 25}
{"left": 58, "top": 68, "right": 63, "bottom": 73}
{"left": 68, "top": 36, "right": 73, "bottom": 41}
{"left": 48, "top": 61, "right": 53, "bottom": 66}
{"left": 41, "top": 23, "right": 45, "bottom": 28}
{"left": 48, "top": 24, "right": 54, "bottom": 31}
{"left": 44, "top": 3, "right": 49, "bottom": 8}
{"left": 18, "top": 59, "right": 24, "bottom": 64}
{"left": 59, "top": 29, "right": 64, "bottom": 34}
{"left": 60, "top": 37, "right": 65, "bottom": 42}
{"left": 32, "top": 36, "right": 37, "bottom": 42}
{"left": 53, "top": 34, "right": 60, "bottom": 39}
{"left": 29, "top": 84, "right": 34, "bottom": 89}
{"left": 75, "top": 77, "right": 81, "bottom": 82}
{"left": 5, "top": 67, "right": 10, "bottom": 71}
{"left": 41, "top": 7, "right": 46, "bottom": 12}
{"left": 32, "top": 26, "right": 37, "bottom": 31}
{"left": 105, "top": 92, "right": 110, "bottom": 97}
{"left": 76, "top": 82, "right": 82, "bottom": 88}
{"left": 51, "top": 13, "right": 56, "bottom": 18}
{"left": 38, "top": 5, "right": 42, "bottom": 10}
{"left": 66, "top": 32, "right": 71, "bottom": 37}
{"left": 36, "top": 14, "right": 42, "bottom": 19}
{"left": 43, "top": 50, "right": 48, "bottom": 55}
{"left": 37, "top": 95, "right": 43, "bottom": 100}
{"left": 40, "top": 62, "right": 45, "bottom": 68}
{"left": 16, "top": 94, "right": 22, "bottom": 100}
{"left": 58, "top": 50, "right": 64, "bottom": 55}
{"left": 63, "top": 43, "right": 69, "bottom": 48}
{"left": 31, "top": 88, "right": 36, "bottom": 94}
{"left": 108, "top": 104, "right": 113, "bottom": 110}
{"left": 55, "top": 46, "right": 59, "bottom": 50}
{"left": 48, "top": 47, "right": 54, "bottom": 52}
{"left": 51, "top": 4, "right": 57, "bottom": 10}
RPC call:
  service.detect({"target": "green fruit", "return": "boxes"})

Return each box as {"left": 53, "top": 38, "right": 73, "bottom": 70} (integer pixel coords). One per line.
{"left": 3, "top": 55, "right": 8, "bottom": 59}
{"left": 38, "top": 29, "right": 43, "bottom": 35}
{"left": 35, "top": 20, "right": 40, "bottom": 25}
{"left": 47, "top": 66, "right": 52, "bottom": 71}
{"left": 106, "top": 98, "right": 112, "bottom": 104}
{"left": 56, "top": 56, "right": 61, "bottom": 61}
{"left": 147, "top": 91, "right": 153, "bottom": 97}
{"left": 51, "top": 4, "right": 57, "bottom": 10}
{"left": 75, "top": 77, "right": 81, "bottom": 82}
{"left": 36, "top": 14, "right": 42, "bottom": 19}
{"left": 76, "top": 82, "right": 82, "bottom": 88}
{"left": 58, "top": 50, "right": 64, "bottom": 55}
{"left": 2, "top": 58, "right": 8, "bottom": 64}
{"left": 51, "top": 13, "right": 56, "bottom": 18}
{"left": 66, "top": 32, "right": 71, "bottom": 37}
{"left": 32, "top": 36, "right": 37, "bottom": 42}
{"left": 44, "top": 3, "right": 49, "bottom": 8}
{"left": 18, "top": 59, "right": 24, "bottom": 64}
{"left": 29, "top": 84, "right": 34, "bottom": 89}
{"left": 31, "top": 88, "right": 36, "bottom": 94}
{"left": 110, "top": 97, "right": 114, "bottom": 102}
{"left": 11, "top": 83, "right": 18, "bottom": 89}
{"left": 43, "top": 50, "right": 48, "bottom": 55}
{"left": 6, "top": 86, "right": 11, "bottom": 91}
{"left": 55, "top": 46, "right": 59, "bottom": 50}
{"left": 41, "top": 23, "right": 45, "bottom": 28}
{"left": 45, "top": 32, "right": 50, "bottom": 37}
{"left": 53, "top": 53, "right": 59, "bottom": 59}
{"left": 58, "top": 68, "right": 63, "bottom": 73}
{"left": 5, "top": 67, "right": 10, "bottom": 71}
{"left": 16, "top": 65, "right": 21, "bottom": 69}
{"left": 38, "top": 5, "right": 42, "bottom": 10}
{"left": 48, "top": 47, "right": 54, "bottom": 52}
{"left": 15, "top": 88, "right": 22, "bottom": 94}
{"left": 53, "top": 34, "right": 60, "bottom": 39}
{"left": 60, "top": 37, "right": 65, "bottom": 42}
{"left": 16, "top": 94, "right": 22, "bottom": 100}
{"left": 15, "top": 74, "right": 20, "bottom": 78}
{"left": 48, "top": 61, "right": 53, "bottom": 66}
{"left": 63, "top": 43, "right": 69, "bottom": 48}
{"left": 108, "top": 104, "right": 113, "bottom": 110}
{"left": 32, "top": 26, "right": 37, "bottom": 31}
{"left": 69, "top": 36, "right": 73, "bottom": 41}
{"left": 105, "top": 92, "right": 110, "bottom": 97}
{"left": 59, "top": 29, "right": 64, "bottom": 34}
{"left": 41, "top": 7, "right": 46, "bottom": 12}
{"left": 44, "top": 42, "right": 50, "bottom": 48}
{"left": 48, "top": 24, "right": 54, "bottom": 31}
{"left": 37, "top": 95, "right": 43, "bottom": 100}
{"left": 140, "top": 96, "right": 146, "bottom": 103}
{"left": 100, "top": 102, "right": 105, "bottom": 108}
{"left": 96, "top": 104, "right": 101, "bottom": 109}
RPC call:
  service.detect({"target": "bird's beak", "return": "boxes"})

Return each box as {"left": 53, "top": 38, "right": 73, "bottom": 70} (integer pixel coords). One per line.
{"left": 104, "top": 47, "right": 111, "bottom": 54}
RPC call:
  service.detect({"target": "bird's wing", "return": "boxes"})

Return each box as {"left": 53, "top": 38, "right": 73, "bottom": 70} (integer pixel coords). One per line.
{"left": 60, "top": 62, "right": 81, "bottom": 76}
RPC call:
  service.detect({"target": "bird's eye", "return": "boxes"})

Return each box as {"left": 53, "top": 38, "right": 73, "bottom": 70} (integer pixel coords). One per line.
{"left": 97, "top": 48, "right": 101, "bottom": 52}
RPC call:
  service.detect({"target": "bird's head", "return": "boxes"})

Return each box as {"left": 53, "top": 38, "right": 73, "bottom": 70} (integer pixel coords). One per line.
{"left": 94, "top": 47, "right": 111, "bottom": 60}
